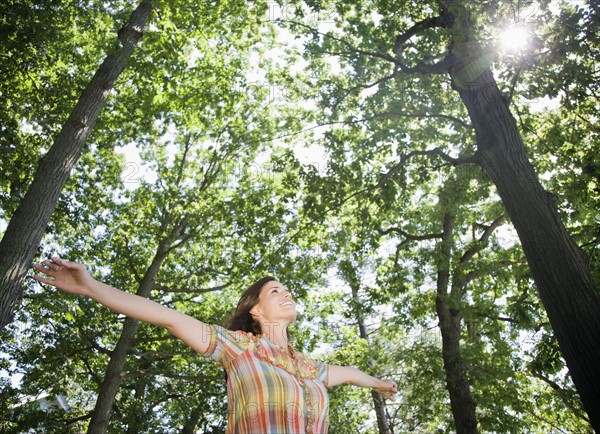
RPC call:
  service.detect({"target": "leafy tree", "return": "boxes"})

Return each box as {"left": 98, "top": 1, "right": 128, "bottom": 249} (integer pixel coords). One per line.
{"left": 275, "top": 0, "right": 600, "bottom": 428}
{"left": 338, "top": 257, "right": 393, "bottom": 433}
{"left": 0, "top": 0, "right": 136, "bottom": 211}
{"left": 1, "top": 1, "right": 329, "bottom": 432}
{"left": 1, "top": 0, "right": 597, "bottom": 432}
{"left": 0, "top": 0, "right": 154, "bottom": 330}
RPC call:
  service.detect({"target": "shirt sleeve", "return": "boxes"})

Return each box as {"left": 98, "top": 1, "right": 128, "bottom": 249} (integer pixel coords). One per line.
{"left": 204, "top": 324, "right": 256, "bottom": 368}
{"left": 312, "top": 358, "right": 329, "bottom": 387}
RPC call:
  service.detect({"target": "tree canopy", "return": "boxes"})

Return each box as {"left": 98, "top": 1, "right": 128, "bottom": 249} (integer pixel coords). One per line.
{"left": 0, "top": 1, "right": 597, "bottom": 433}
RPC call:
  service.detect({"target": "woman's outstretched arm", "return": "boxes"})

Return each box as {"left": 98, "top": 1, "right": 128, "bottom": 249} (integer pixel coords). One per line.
{"left": 327, "top": 365, "right": 398, "bottom": 399}
{"left": 32, "top": 257, "right": 213, "bottom": 355}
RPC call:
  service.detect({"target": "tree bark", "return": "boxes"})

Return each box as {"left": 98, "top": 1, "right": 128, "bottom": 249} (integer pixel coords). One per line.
{"left": 435, "top": 212, "right": 479, "bottom": 434}
{"left": 451, "top": 61, "right": 600, "bottom": 431}
{"left": 124, "top": 359, "right": 150, "bottom": 434}
{"left": 181, "top": 401, "right": 204, "bottom": 434}
{"left": 0, "top": 0, "right": 154, "bottom": 330}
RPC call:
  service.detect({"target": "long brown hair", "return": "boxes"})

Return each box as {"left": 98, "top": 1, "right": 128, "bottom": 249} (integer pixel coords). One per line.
{"left": 224, "top": 276, "right": 277, "bottom": 335}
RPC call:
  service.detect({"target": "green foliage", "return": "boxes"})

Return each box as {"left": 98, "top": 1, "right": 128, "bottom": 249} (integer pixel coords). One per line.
{"left": 0, "top": 0, "right": 127, "bottom": 215}
{"left": 272, "top": 0, "right": 595, "bottom": 432}
{"left": 1, "top": 0, "right": 597, "bottom": 432}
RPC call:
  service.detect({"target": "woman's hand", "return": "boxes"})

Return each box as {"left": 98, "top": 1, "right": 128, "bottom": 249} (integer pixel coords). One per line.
{"left": 328, "top": 365, "right": 398, "bottom": 399}
{"left": 373, "top": 379, "right": 398, "bottom": 399}
{"left": 32, "top": 257, "right": 95, "bottom": 297}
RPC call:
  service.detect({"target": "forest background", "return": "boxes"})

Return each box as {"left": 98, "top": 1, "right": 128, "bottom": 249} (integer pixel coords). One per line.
{"left": 0, "top": 0, "right": 598, "bottom": 433}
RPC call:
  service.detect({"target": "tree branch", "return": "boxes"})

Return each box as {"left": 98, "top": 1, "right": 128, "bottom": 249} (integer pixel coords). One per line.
{"left": 459, "top": 215, "right": 506, "bottom": 265}
{"left": 65, "top": 412, "right": 93, "bottom": 426}
{"left": 80, "top": 355, "right": 103, "bottom": 385}
{"left": 402, "top": 54, "right": 455, "bottom": 75}
{"left": 506, "top": 62, "right": 526, "bottom": 107}
{"left": 339, "top": 109, "right": 472, "bottom": 130}
{"left": 388, "top": 111, "right": 472, "bottom": 129}
{"left": 392, "top": 16, "right": 446, "bottom": 54}
{"left": 530, "top": 371, "right": 591, "bottom": 423}
{"left": 154, "top": 281, "right": 232, "bottom": 294}
{"left": 77, "top": 325, "right": 112, "bottom": 356}
{"left": 124, "top": 240, "right": 143, "bottom": 283}
{"left": 379, "top": 148, "right": 480, "bottom": 188}
{"left": 450, "top": 215, "right": 506, "bottom": 297}
{"left": 175, "top": 133, "right": 193, "bottom": 188}
{"left": 148, "top": 393, "right": 187, "bottom": 410}
{"left": 475, "top": 312, "right": 549, "bottom": 330}
{"left": 385, "top": 226, "right": 444, "bottom": 260}
{"left": 461, "top": 259, "right": 523, "bottom": 286}
{"left": 281, "top": 19, "right": 401, "bottom": 66}
{"left": 333, "top": 69, "right": 400, "bottom": 111}
{"left": 284, "top": 17, "right": 452, "bottom": 77}
{"left": 378, "top": 225, "right": 443, "bottom": 242}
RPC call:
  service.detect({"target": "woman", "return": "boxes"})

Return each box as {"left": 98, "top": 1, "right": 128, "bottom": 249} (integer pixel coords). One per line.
{"left": 33, "top": 257, "right": 397, "bottom": 434}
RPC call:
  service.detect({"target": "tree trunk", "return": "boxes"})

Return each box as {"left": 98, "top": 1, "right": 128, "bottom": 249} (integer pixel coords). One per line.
{"left": 87, "top": 245, "right": 168, "bottom": 434}
{"left": 451, "top": 63, "right": 600, "bottom": 431}
{"left": 435, "top": 212, "right": 479, "bottom": 434}
{"left": 0, "top": 0, "right": 154, "bottom": 330}
{"left": 181, "top": 401, "right": 204, "bottom": 434}
{"left": 349, "top": 281, "right": 392, "bottom": 434}
{"left": 124, "top": 360, "right": 150, "bottom": 434}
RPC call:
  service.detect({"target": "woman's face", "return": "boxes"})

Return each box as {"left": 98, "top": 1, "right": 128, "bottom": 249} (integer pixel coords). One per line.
{"left": 250, "top": 280, "right": 297, "bottom": 327}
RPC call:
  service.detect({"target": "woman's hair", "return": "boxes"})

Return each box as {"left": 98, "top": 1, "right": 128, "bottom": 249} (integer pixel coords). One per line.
{"left": 224, "top": 276, "right": 277, "bottom": 335}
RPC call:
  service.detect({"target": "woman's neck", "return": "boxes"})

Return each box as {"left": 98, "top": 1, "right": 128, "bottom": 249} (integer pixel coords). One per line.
{"left": 261, "top": 322, "right": 289, "bottom": 349}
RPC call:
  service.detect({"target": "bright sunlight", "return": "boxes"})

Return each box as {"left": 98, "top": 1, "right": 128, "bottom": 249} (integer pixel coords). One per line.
{"left": 499, "top": 25, "right": 529, "bottom": 53}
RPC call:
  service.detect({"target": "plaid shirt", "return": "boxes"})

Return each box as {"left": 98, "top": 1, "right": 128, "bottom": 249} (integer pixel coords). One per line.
{"left": 206, "top": 325, "right": 329, "bottom": 434}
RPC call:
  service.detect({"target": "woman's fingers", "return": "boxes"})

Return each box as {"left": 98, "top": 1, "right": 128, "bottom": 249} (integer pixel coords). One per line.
{"left": 32, "top": 263, "right": 56, "bottom": 284}
{"left": 45, "top": 258, "right": 64, "bottom": 270}
{"left": 33, "top": 263, "right": 53, "bottom": 276}
{"left": 46, "top": 262, "right": 59, "bottom": 271}
{"left": 33, "top": 259, "right": 67, "bottom": 282}
{"left": 35, "top": 257, "right": 69, "bottom": 275}
{"left": 376, "top": 381, "right": 397, "bottom": 399}
{"left": 32, "top": 274, "right": 54, "bottom": 286}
